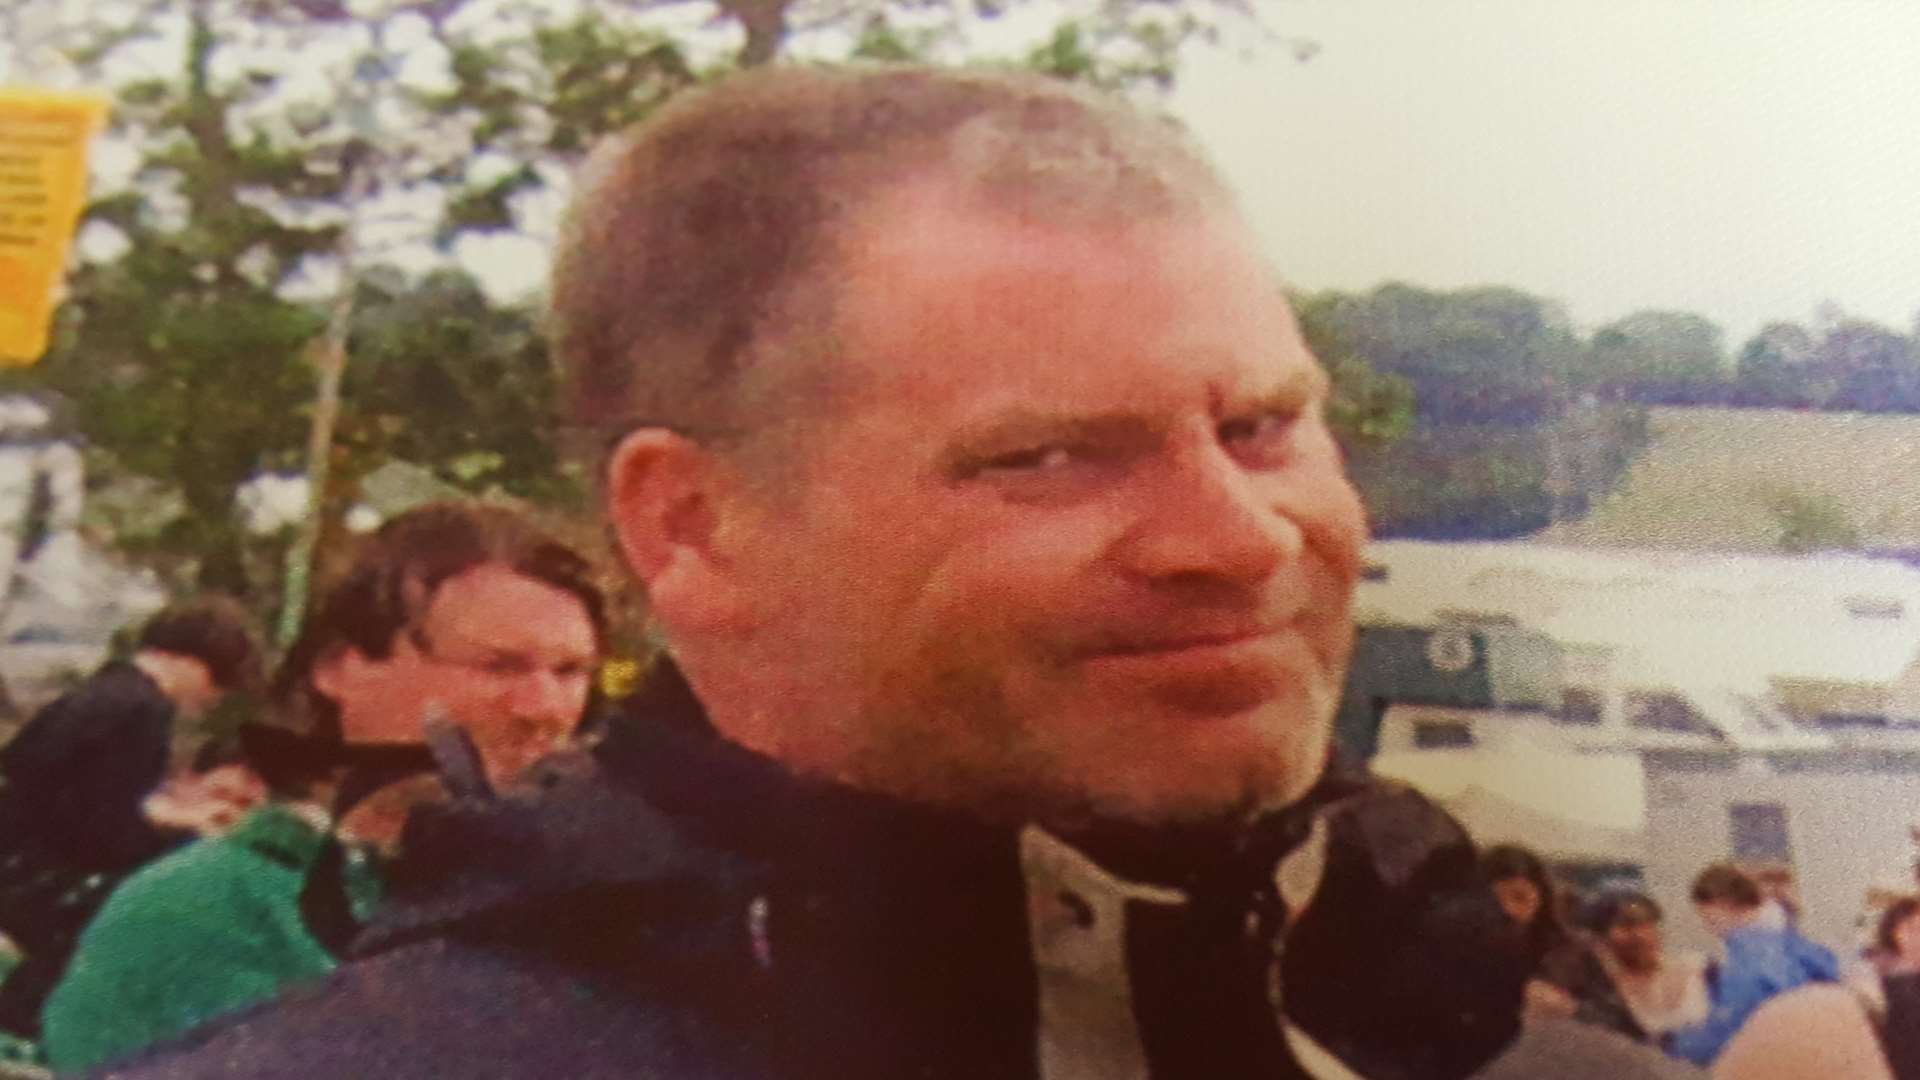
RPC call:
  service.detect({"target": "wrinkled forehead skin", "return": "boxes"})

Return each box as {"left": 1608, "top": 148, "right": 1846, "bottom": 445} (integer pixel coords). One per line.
{"left": 724, "top": 172, "right": 1289, "bottom": 486}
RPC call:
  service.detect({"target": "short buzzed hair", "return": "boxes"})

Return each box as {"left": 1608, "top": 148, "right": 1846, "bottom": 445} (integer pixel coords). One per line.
{"left": 552, "top": 63, "right": 1231, "bottom": 452}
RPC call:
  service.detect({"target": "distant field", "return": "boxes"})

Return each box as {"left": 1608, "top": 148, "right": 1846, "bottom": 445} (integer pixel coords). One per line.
{"left": 1535, "top": 406, "right": 1920, "bottom": 552}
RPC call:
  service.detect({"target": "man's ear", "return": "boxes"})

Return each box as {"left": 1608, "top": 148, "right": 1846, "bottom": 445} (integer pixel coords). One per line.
{"left": 606, "top": 429, "right": 753, "bottom": 633}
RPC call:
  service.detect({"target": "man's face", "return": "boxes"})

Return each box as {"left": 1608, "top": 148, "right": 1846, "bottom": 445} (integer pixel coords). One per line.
{"left": 707, "top": 186, "right": 1367, "bottom": 828}
{"left": 314, "top": 562, "right": 601, "bottom": 785}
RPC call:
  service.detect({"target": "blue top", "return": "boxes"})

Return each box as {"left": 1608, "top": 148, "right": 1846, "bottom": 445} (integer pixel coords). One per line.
{"left": 1666, "top": 922, "right": 1839, "bottom": 1066}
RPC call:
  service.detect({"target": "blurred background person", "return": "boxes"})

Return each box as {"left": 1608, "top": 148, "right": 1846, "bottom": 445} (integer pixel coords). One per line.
{"left": 39, "top": 503, "right": 607, "bottom": 1074}
{"left": 1571, "top": 889, "right": 1711, "bottom": 1046}
{"left": 0, "top": 599, "right": 259, "bottom": 1041}
{"left": 138, "top": 739, "right": 268, "bottom": 840}
{"left": 1714, "top": 895, "right": 1920, "bottom": 1079}
{"left": 1484, "top": 844, "right": 1588, "bottom": 1020}
{"left": 1667, "top": 863, "right": 1839, "bottom": 1068}
{"left": 1876, "top": 897, "right": 1920, "bottom": 979}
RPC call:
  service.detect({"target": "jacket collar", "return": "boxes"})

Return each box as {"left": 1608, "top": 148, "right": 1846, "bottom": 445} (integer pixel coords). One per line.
{"left": 595, "top": 660, "right": 1014, "bottom": 892}
{"left": 226, "top": 801, "right": 330, "bottom": 870}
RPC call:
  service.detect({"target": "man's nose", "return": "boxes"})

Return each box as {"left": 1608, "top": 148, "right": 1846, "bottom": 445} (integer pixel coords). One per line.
{"left": 504, "top": 669, "right": 579, "bottom": 731}
{"left": 1115, "top": 442, "right": 1302, "bottom": 584}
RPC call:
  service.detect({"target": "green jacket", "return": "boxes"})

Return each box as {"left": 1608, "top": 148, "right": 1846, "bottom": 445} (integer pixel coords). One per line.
{"left": 39, "top": 804, "right": 380, "bottom": 1074}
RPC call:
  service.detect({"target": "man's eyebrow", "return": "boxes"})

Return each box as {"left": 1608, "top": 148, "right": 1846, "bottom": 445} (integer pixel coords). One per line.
{"left": 1223, "top": 367, "right": 1330, "bottom": 414}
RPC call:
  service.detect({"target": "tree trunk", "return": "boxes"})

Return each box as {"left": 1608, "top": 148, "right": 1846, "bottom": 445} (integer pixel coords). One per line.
{"left": 274, "top": 161, "right": 372, "bottom": 647}
{"left": 721, "top": 0, "right": 791, "bottom": 68}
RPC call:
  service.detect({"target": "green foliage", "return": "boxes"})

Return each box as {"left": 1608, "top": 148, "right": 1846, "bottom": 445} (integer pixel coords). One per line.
{"left": 1027, "top": 22, "right": 1100, "bottom": 82}
{"left": 1347, "top": 424, "right": 1558, "bottom": 540}
{"left": 1587, "top": 309, "right": 1728, "bottom": 404}
{"left": 338, "top": 270, "right": 584, "bottom": 511}
{"left": 1729, "top": 315, "right": 1920, "bottom": 412}
{"left": 1298, "top": 282, "right": 1581, "bottom": 425}
{"left": 1734, "top": 322, "right": 1826, "bottom": 408}
{"left": 851, "top": 16, "right": 926, "bottom": 63}
{"left": 1817, "top": 318, "right": 1920, "bottom": 412}
{"left": 1324, "top": 355, "right": 1415, "bottom": 447}
{"left": 1295, "top": 293, "right": 1414, "bottom": 449}
{"left": 1766, "top": 488, "right": 1861, "bottom": 553}
{"left": 436, "top": 165, "right": 542, "bottom": 243}
{"left": 1297, "top": 283, "right": 1652, "bottom": 539}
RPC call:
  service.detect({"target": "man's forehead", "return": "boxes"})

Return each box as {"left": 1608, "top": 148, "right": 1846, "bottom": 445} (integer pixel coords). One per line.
{"left": 418, "top": 564, "right": 585, "bottom": 632}
{"left": 832, "top": 186, "right": 1283, "bottom": 329}
{"left": 852, "top": 222, "right": 1305, "bottom": 350}
{"left": 733, "top": 176, "right": 1312, "bottom": 457}
{"left": 836, "top": 175, "right": 1245, "bottom": 280}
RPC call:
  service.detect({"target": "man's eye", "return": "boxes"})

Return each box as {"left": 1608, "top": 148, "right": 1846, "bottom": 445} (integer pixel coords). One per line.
{"left": 1219, "top": 412, "right": 1297, "bottom": 462}
{"left": 982, "top": 445, "right": 1074, "bottom": 473}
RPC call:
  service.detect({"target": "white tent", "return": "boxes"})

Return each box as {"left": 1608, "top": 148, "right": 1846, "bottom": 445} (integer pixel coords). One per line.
{"left": 1372, "top": 746, "right": 1648, "bottom": 864}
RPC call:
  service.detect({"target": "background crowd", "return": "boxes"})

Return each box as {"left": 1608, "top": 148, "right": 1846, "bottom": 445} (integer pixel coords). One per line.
{"left": 0, "top": 501, "right": 606, "bottom": 1075}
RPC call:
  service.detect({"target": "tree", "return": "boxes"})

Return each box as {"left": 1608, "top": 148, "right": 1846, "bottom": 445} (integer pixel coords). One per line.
{"left": 1732, "top": 321, "right": 1824, "bottom": 408}
{"left": 1814, "top": 317, "right": 1920, "bottom": 413}
{"left": 1302, "top": 282, "right": 1579, "bottom": 427}
{"left": 1294, "top": 283, "right": 1645, "bottom": 539}
{"left": 1293, "top": 291, "right": 1413, "bottom": 452}
{"left": 1587, "top": 309, "right": 1728, "bottom": 405}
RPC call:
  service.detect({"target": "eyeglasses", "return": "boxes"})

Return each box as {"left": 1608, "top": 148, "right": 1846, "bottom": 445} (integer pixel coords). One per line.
{"left": 408, "top": 628, "right": 598, "bottom": 684}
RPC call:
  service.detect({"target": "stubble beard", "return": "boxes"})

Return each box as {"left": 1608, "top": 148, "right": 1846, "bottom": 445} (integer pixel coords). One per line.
{"left": 836, "top": 646, "right": 1337, "bottom": 833}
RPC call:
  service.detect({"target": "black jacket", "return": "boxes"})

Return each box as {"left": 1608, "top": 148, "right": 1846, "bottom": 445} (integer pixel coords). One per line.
{"left": 101, "top": 663, "right": 1534, "bottom": 1079}
{"left": 0, "top": 662, "right": 186, "bottom": 1037}
{"left": 0, "top": 661, "right": 178, "bottom": 871}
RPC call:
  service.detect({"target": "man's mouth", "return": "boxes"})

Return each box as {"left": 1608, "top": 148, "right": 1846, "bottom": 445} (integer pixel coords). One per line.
{"left": 1100, "top": 628, "right": 1274, "bottom": 658}
{"left": 1088, "top": 621, "right": 1289, "bottom": 659}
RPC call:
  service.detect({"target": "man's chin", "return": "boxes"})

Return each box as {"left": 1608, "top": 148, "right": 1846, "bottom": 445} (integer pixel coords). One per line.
{"left": 1023, "top": 694, "right": 1334, "bottom": 825}
{"left": 1059, "top": 747, "right": 1327, "bottom": 830}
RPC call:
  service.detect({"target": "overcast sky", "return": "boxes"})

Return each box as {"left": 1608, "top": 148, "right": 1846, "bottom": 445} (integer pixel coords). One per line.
{"left": 7, "top": 0, "right": 1917, "bottom": 347}
{"left": 1172, "top": 0, "right": 1920, "bottom": 344}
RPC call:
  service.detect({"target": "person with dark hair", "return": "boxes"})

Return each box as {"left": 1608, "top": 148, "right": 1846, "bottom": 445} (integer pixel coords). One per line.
{"left": 1482, "top": 845, "right": 1586, "bottom": 1019}
{"left": 136, "top": 738, "right": 266, "bottom": 842}
{"left": 1666, "top": 863, "right": 1839, "bottom": 1066}
{"left": 38, "top": 503, "right": 606, "bottom": 1073}
{"left": 1565, "top": 890, "right": 1711, "bottom": 1045}
{"left": 0, "top": 598, "right": 260, "bottom": 1039}
{"left": 95, "top": 65, "right": 1682, "bottom": 1079}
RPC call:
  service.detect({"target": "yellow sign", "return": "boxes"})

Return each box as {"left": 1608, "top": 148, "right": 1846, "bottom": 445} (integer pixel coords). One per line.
{"left": 0, "top": 89, "right": 108, "bottom": 365}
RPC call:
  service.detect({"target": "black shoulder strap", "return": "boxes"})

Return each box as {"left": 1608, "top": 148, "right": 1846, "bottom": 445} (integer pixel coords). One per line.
{"left": 296, "top": 742, "right": 441, "bottom": 957}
